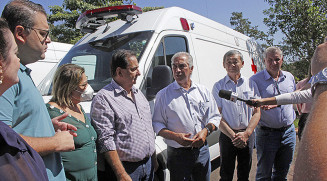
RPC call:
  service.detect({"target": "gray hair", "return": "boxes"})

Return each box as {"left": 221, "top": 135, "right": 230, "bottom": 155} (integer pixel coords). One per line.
{"left": 223, "top": 50, "right": 243, "bottom": 63}
{"left": 1, "top": 0, "right": 46, "bottom": 33}
{"left": 264, "top": 46, "right": 283, "bottom": 59}
{"left": 171, "top": 52, "right": 193, "bottom": 67}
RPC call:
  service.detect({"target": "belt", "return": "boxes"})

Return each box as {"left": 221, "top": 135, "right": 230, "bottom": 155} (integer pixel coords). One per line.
{"left": 258, "top": 124, "right": 292, "bottom": 132}
{"left": 168, "top": 141, "right": 207, "bottom": 151}
{"left": 122, "top": 156, "right": 150, "bottom": 165}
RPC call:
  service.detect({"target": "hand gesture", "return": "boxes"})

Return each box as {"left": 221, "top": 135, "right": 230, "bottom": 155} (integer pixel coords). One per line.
{"left": 191, "top": 129, "right": 207, "bottom": 148}
{"left": 52, "top": 113, "right": 78, "bottom": 137}
{"left": 54, "top": 131, "right": 75, "bottom": 152}
{"left": 175, "top": 133, "right": 195, "bottom": 146}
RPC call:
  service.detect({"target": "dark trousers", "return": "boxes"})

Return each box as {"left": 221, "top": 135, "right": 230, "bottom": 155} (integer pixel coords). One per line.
{"left": 98, "top": 157, "right": 154, "bottom": 181}
{"left": 219, "top": 132, "right": 255, "bottom": 181}
{"left": 298, "top": 113, "right": 309, "bottom": 140}
{"left": 167, "top": 144, "right": 211, "bottom": 181}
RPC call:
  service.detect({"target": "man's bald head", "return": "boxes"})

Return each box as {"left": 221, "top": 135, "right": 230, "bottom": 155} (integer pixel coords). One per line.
{"left": 311, "top": 42, "right": 327, "bottom": 75}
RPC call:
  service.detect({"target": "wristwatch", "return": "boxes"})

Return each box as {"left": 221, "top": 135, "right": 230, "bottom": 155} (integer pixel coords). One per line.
{"left": 205, "top": 126, "right": 211, "bottom": 136}
{"left": 310, "top": 67, "right": 327, "bottom": 96}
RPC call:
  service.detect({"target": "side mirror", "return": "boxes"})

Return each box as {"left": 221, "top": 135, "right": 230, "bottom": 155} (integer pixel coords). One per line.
{"left": 146, "top": 65, "right": 173, "bottom": 101}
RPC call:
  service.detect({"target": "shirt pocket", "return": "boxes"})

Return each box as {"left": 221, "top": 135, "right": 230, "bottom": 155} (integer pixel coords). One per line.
{"left": 199, "top": 101, "right": 211, "bottom": 118}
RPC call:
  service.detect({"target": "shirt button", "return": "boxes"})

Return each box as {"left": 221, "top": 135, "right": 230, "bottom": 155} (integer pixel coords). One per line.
{"left": 59, "top": 109, "right": 63, "bottom": 113}
{"left": 95, "top": 162, "right": 97, "bottom": 165}
{"left": 91, "top": 136, "right": 95, "bottom": 140}
{"left": 86, "top": 125, "right": 89, "bottom": 128}
{"left": 94, "top": 149, "right": 96, "bottom": 153}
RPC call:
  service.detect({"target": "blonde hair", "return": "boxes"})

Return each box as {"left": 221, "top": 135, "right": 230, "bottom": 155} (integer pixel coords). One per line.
{"left": 50, "top": 64, "right": 85, "bottom": 108}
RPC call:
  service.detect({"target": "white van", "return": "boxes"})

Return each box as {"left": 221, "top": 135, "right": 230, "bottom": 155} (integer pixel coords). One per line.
{"left": 27, "top": 42, "right": 73, "bottom": 86}
{"left": 38, "top": 5, "right": 264, "bottom": 181}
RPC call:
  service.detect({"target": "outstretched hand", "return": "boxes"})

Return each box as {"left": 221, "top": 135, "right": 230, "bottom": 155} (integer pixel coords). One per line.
{"left": 52, "top": 113, "right": 78, "bottom": 137}
{"left": 246, "top": 99, "right": 260, "bottom": 107}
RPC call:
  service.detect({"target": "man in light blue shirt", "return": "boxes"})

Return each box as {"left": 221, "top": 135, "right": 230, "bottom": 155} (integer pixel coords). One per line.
{"left": 212, "top": 50, "right": 261, "bottom": 181}
{"left": 152, "top": 52, "right": 221, "bottom": 181}
{"left": 250, "top": 46, "right": 296, "bottom": 181}
{"left": 0, "top": 1, "right": 75, "bottom": 180}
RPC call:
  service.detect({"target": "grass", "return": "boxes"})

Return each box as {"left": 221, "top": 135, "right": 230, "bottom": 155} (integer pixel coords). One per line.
{"left": 294, "top": 118, "right": 299, "bottom": 128}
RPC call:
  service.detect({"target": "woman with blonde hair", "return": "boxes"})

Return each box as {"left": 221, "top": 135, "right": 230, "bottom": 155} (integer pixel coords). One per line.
{"left": 47, "top": 64, "right": 97, "bottom": 181}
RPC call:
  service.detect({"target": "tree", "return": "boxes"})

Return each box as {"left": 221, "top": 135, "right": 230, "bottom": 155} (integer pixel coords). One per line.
{"left": 230, "top": 12, "right": 271, "bottom": 46}
{"left": 263, "top": 0, "right": 327, "bottom": 62}
{"left": 48, "top": 0, "right": 163, "bottom": 44}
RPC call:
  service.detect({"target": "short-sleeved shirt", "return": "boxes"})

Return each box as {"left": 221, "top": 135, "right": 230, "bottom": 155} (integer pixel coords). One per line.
{"left": 91, "top": 80, "right": 155, "bottom": 162}
{"left": 250, "top": 69, "right": 296, "bottom": 128}
{"left": 0, "top": 64, "right": 65, "bottom": 180}
{"left": 46, "top": 104, "right": 97, "bottom": 181}
{"left": 0, "top": 121, "right": 48, "bottom": 181}
{"left": 152, "top": 81, "right": 221, "bottom": 148}
{"left": 212, "top": 75, "right": 260, "bottom": 130}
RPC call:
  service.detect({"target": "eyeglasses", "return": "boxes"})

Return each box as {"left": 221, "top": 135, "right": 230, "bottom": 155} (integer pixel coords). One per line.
{"left": 25, "top": 27, "right": 50, "bottom": 44}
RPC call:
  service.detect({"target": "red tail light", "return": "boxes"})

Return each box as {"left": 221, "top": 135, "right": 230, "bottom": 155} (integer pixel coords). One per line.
{"left": 180, "top": 18, "right": 190, "bottom": 31}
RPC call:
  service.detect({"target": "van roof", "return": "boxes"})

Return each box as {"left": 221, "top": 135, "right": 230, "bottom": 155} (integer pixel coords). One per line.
{"left": 75, "top": 6, "right": 249, "bottom": 48}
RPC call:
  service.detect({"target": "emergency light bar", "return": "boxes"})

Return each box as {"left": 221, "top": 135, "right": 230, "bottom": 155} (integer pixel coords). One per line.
{"left": 76, "top": 5, "right": 142, "bottom": 33}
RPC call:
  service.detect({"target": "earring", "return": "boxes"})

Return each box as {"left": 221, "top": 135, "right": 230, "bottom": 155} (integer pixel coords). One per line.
{"left": 0, "top": 66, "right": 3, "bottom": 84}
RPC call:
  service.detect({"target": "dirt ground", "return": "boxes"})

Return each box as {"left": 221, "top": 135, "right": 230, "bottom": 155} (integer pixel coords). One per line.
{"left": 210, "top": 137, "right": 299, "bottom": 180}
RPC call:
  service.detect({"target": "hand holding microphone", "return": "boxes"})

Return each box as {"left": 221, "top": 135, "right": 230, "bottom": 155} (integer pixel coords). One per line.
{"left": 218, "top": 90, "right": 258, "bottom": 107}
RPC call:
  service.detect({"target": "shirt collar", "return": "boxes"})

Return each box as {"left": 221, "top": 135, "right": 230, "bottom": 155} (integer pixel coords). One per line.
{"left": 224, "top": 74, "right": 244, "bottom": 85}
{"left": 263, "top": 69, "right": 286, "bottom": 81}
{"left": 20, "top": 63, "right": 32, "bottom": 76}
{"left": 111, "top": 79, "right": 138, "bottom": 95}
{"left": 172, "top": 80, "right": 197, "bottom": 91}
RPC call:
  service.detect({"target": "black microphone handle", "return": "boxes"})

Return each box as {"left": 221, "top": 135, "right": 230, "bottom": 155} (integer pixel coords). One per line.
{"left": 237, "top": 97, "right": 257, "bottom": 107}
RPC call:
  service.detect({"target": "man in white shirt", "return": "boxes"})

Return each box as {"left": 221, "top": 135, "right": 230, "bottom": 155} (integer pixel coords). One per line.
{"left": 152, "top": 52, "right": 221, "bottom": 181}
{"left": 212, "top": 50, "right": 261, "bottom": 181}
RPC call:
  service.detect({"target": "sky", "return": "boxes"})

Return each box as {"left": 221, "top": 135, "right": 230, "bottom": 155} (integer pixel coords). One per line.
{"left": 0, "top": 0, "right": 280, "bottom": 43}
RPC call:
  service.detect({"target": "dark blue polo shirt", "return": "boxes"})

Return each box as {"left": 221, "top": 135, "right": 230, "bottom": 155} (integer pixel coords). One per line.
{"left": 0, "top": 121, "right": 48, "bottom": 180}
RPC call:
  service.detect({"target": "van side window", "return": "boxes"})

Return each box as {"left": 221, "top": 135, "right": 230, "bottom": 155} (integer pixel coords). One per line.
{"left": 164, "top": 36, "right": 188, "bottom": 67}
{"left": 141, "top": 36, "right": 188, "bottom": 94}
{"left": 72, "top": 55, "right": 97, "bottom": 80}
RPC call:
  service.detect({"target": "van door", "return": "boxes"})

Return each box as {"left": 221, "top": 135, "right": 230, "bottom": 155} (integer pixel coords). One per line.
{"left": 141, "top": 32, "right": 194, "bottom": 97}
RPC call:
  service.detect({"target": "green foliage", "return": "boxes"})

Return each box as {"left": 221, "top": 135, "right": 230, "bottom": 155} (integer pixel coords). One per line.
{"left": 48, "top": 0, "right": 162, "bottom": 44}
{"left": 263, "top": 0, "right": 327, "bottom": 62}
{"left": 230, "top": 0, "right": 327, "bottom": 80}
{"left": 230, "top": 12, "right": 271, "bottom": 46}
{"left": 282, "top": 59, "right": 310, "bottom": 82}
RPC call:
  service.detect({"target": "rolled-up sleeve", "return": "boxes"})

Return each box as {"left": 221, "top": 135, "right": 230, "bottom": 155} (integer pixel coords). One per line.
{"left": 152, "top": 90, "right": 168, "bottom": 134}
{"left": 212, "top": 82, "right": 223, "bottom": 108}
{"left": 91, "top": 94, "right": 116, "bottom": 153}
{"left": 206, "top": 90, "right": 221, "bottom": 128}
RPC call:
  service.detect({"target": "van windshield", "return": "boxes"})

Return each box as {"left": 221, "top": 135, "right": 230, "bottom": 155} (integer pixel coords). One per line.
{"left": 38, "top": 31, "right": 153, "bottom": 96}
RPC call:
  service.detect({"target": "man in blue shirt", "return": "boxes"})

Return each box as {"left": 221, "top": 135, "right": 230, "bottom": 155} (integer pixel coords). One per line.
{"left": 212, "top": 50, "right": 260, "bottom": 181}
{"left": 0, "top": 1, "right": 76, "bottom": 180}
{"left": 152, "top": 52, "right": 221, "bottom": 181}
{"left": 250, "top": 46, "right": 296, "bottom": 180}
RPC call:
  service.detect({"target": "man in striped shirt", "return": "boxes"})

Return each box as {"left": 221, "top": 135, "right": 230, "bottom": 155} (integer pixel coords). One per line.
{"left": 91, "top": 49, "right": 156, "bottom": 181}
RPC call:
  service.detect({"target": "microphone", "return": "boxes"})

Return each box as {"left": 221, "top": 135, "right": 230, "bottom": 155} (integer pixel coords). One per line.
{"left": 218, "top": 90, "right": 257, "bottom": 107}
